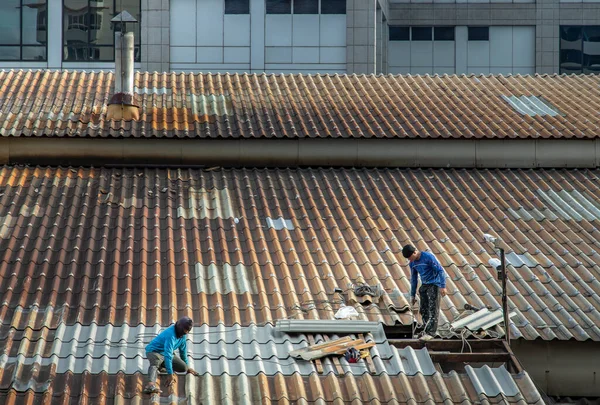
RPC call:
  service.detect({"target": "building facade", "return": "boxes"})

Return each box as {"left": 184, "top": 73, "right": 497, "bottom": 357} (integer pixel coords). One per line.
{"left": 0, "top": 0, "right": 599, "bottom": 75}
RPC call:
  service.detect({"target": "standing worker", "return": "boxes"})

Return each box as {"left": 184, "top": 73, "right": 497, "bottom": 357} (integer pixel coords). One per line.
{"left": 402, "top": 244, "right": 447, "bottom": 341}
{"left": 143, "top": 316, "right": 199, "bottom": 394}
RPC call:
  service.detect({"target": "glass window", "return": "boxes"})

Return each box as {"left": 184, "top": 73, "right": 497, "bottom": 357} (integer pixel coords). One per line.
{"left": 434, "top": 27, "right": 454, "bottom": 41}
{"left": 266, "top": 0, "right": 291, "bottom": 14}
{"left": 63, "top": 0, "right": 141, "bottom": 62}
{"left": 0, "top": 0, "right": 47, "bottom": 61}
{"left": 294, "top": 0, "right": 318, "bottom": 14}
{"left": 321, "top": 0, "right": 345, "bottom": 14}
{"left": 468, "top": 27, "right": 489, "bottom": 41}
{"left": 561, "top": 26, "right": 600, "bottom": 74}
{"left": 412, "top": 27, "right": 432, "bottom": 41}
{"left": 225, "top": 0, "right": 250, "bottom": 14}
{"left": 389, "top": 26, "right": 409, "bottom": 41}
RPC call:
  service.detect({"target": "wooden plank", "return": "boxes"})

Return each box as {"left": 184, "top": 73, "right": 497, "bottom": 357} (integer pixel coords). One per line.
{"left": 300, "top": 339, "right": 366, "bottom": 361}
{"left": 428, "top": 351, "right": 511, "bottom": 363}
{"left": 290, "top": 336, "right": 353, "bottom": 359}
{"left": 359, "top": 333, "right": 376, "bottom": 375}
{"left": 324, "top": 336, "right": 345, "bottom": 376}
{"left": 307, "top": 335, "right": 323, "bottom": 374}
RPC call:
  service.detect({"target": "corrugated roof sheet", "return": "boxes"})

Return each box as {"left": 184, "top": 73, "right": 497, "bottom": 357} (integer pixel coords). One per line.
{"left": 0, "top": 165, "right": 568, "bottom": 403}
{"left": 0, "top": 166, "right": 598, "bottom": 343}
{"left": 1, "top": 70, "right": 599, "bottom": 139}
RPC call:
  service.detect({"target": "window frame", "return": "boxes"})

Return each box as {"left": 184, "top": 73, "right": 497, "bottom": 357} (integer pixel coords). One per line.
{"left": 0, "top": 0, "right": 48, "bottom": 62}
{"left": 62, "top": 0, "right": 142, "bottom": 62}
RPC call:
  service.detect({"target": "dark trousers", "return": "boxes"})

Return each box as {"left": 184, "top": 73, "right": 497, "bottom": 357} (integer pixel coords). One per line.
{"left": 147, "top": 352, "right": 187, "bottom": 383}
{"left": 419, "top": 284, "right": 441, "bottom": 335}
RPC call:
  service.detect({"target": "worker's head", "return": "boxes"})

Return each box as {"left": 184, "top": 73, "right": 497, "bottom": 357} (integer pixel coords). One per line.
{"left": 402, "top": 244, "right": 418, "bottom": 262}
{"left": 175, "top": 316, "right": 193, "bottom": 338}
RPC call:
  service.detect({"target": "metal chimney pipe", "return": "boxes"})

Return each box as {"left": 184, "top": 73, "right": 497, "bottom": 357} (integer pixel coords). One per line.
{"left": 107, "top": 31, "right": 139, "bottom": 120}
{"left": 115, "top": 31, "right": 134, "bottom": 96}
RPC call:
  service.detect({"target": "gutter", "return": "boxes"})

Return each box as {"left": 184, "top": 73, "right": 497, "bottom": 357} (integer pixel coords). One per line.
{"left": 0, "top": 137, "right": 597, "bottom": 168}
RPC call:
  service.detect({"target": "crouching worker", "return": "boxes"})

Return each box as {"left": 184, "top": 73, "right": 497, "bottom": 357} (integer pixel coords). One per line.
{"left": 144, "top": 316, "right": 199, "bottom": 394}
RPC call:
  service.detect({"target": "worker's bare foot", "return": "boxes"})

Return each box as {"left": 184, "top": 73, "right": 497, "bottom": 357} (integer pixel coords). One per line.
{"left": 143, "top": 383, "right": 162, "bottom": 394}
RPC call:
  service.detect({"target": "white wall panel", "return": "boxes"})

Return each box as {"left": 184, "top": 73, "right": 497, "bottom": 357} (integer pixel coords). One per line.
{"left": 265, "top": 47, "right": 293, "bottom": 63}
{"left": 320, "top": 15, "right": 346, "bottom": 46}
{"left": 224, "top": 15, "right": 251, "bottom": 47}
{"left": 171, "top": 0, "right": 197, "bottom": 46}
{"left": 320, "top": 47, "right": 346, "bottom": 63}
{"left": 224, "top": 47, "right": 251, "bottom": 63}
{"left": 467, "top": 41, "right": 490, "bottom": 67}
{"left": 196, "top": 47, "right": 224, "bottom": 63}
{"left": 434, "top": 41, "right": 455, "bottom": 67}
{"left": 266, "top": 15, "right": 293, "bottom": 46}
{"left": 411, "top": 42, "right": 434, "bottom": 67}
{"left": 196, "top": 0, "right": 223, "bottom": 46}
{"left": 513, "top": 26, "right": 535, "bottom": 68}
{"left": 490, "top": 26, "right": 513, "bottom": 67}
{"left": 171, "top": 47, "right": 196, "bottom": 63}
{"left": 433, "top": 66, "right": 455, "bottom": 74}
{"left": 293, "top": 47, "right": 320, "bottom": 63}
{"left": 411, "top": 67, "right": 434, "bottom": 74}
{"left": 388, "top": 66, "right": 411, "bottom": 74}
{"left": 293, "top": 15, "right": 320, "bottom": 46}
{"left": 388, "top": 42, "right": 411, "bottom": 67}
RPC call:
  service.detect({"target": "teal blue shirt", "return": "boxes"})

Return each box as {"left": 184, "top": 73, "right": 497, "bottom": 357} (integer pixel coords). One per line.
{"left": 145, "top": 325, "right": 188, "bottom": 374}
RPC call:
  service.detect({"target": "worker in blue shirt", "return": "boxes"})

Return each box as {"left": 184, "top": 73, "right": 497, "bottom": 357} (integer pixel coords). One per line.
{"left": 402, "top": 245, "right": 447, "bottom": 341}
{"left": 143, "top": 316, "right": 199, "bottom": 394}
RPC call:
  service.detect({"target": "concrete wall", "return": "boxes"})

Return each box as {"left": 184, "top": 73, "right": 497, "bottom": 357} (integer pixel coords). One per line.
{"left": 388, "top": 25, "right": 535, "bottom": 74}
{"left": 513, "top": 339, "right": 600, "bottom": 397}
{"left": 387, "top": 0, "right": 600, "bottom": 74}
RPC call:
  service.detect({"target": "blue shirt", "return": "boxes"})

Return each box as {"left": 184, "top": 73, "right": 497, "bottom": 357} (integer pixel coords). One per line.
{"left": 145, "top": 325, "right": 188, "bottom": 374}
{"left": 410, "top": 251, "right": 447, "bottom": 298}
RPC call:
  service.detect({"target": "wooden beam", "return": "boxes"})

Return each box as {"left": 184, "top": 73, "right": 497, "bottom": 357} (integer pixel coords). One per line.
{"left": 389, "top": 339, "right": 505, "bottom": 351}
{"left": 428, "top": 351, "right": 511, "bottom": 363}
{"left": 503, "top": 340, "right": 524, "bottom": 374}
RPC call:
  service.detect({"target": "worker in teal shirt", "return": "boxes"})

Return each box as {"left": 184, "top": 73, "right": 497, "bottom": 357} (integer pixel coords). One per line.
{"left": 144, "top": 316, "right": 199, "bottom": 394}
{"left": 403, "top": 244, "right": 447, "bottom": 341}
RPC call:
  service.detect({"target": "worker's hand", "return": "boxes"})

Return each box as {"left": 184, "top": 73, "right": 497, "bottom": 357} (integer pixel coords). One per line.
{"left": 440, "top": 288, "right": 447, "bottom": 297}
{"left": 411, "top": 296, "right": 417, "bottom": 306}
{"left": 187, "top": 368, "right": 199, "bottom": 376}
{"left": 165, "top": 374, "right": 177, "bottom": 388}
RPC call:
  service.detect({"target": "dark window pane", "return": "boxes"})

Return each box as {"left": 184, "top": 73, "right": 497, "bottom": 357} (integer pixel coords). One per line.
{"left": 434, "top": 26, "right": 454, "bottom": 41}
{"left": 468, "top": 26, "right": 489, "bottom": 41}
{"left": 90, "top": 45, "right": 113, "bottom": 60}
{"left": 225, "top": 0, "right": 250, "bottom": 14}
{"left": 321, "top": 0, "right": 345, "bottom": 14}
{"left": 560, "top": 26, "right": 582, "bottom": 74}
{"left": 0, "top": 0, "right": 20, "bottom": 45}
{"left": 22, "top": 46, "right": 46, "bottom": 60}
{"left": 412, "top": 27, "right": 432, "bottom": 41}
{"left": 0, "top": 46, "right": 20, "bottom": 60}
{"left": 266, "top": 0, "right": 291, "bottom": 14}
{"left": 583, "top": 26, "right": 600, "bottom": 73}
{"left": 294, "top": 0, "right": 318, "bottom": 14}
{"left": 389, "top": 26, "right": 409, "bottom": 41}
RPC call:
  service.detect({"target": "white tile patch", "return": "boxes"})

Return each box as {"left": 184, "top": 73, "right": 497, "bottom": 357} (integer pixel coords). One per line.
{"left": 178, "top": 187, "right": 236, "bottom": 220}
{"left": 194, "top": 263, "right": 257, "bottom": 294}
{"left": 266, "top": 217, "right": 294, "bottom": 230}
{"left": 185, "top": 94, "right": 233, "bottom": 117}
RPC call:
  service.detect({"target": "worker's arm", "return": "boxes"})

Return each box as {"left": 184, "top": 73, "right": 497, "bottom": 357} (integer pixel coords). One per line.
{"left": 179, "top": 337, "right": 188, "bottom": 365}
{"left": 429, "top": 254, "right": 446, "bottom": 288}
{"left": 163, "top": 334, "right": 176, "bottom": 375}
{"left": 410, "top": 264, "right": 418, "bottom": 301}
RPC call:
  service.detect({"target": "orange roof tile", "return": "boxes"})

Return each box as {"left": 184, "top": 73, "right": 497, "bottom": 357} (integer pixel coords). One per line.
{"left": 1, "top": 70, "right": 600, "bottom": 139}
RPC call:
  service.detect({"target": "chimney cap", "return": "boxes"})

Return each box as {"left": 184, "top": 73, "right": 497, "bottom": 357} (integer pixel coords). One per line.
{"left": 111, "top": 10, "right": 138, "bottom": 23}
